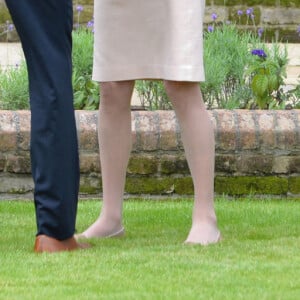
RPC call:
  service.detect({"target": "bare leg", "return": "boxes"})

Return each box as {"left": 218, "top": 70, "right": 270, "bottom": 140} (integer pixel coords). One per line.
{"left": 79, "top": 81, "right": 134, "bottom": 238}
{"left": 164, "top": 80, "right": 221, "bottom": 245}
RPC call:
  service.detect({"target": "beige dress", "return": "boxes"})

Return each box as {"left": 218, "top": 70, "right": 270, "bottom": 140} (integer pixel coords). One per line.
{"left": 92, "top": 0, "right": 205, "bottom": 82}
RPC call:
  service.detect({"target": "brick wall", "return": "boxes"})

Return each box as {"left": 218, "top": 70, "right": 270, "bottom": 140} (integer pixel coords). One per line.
{"left": 0, "top": 109, "right": 299, "bottom": 197}
{"left": 1, "top": 1, "right": 299, "bottom": 42}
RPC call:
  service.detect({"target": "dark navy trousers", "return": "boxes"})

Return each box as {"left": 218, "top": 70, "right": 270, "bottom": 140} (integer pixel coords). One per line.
{"left": 5, "top": 0, "right": 80, "bottom": 240}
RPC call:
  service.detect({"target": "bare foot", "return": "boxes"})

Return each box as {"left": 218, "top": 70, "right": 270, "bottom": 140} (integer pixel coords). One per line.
{"left": 184, "top": 221, "right": 221, "bottom": 245}
{"left": 76, "top": 217, "right": 124, "bottom": 239}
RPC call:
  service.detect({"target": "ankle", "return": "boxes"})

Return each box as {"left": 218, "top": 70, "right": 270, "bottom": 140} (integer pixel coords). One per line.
{"left": 100, "top": 213, "right": 122, "bottom": 225}
{"left": 192, "top": 212, "right": 217, "bottom": 226}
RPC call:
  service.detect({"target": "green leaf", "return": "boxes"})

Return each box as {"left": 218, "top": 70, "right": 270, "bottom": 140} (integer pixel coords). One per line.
{"left": 251, "top": 74, "right": 269, "bottom": 97}
{"left": 268, "top": 75, "right": 279, "bottom": 92}
{"left": 256, "top": 96, "right": 268, "bottom": 109}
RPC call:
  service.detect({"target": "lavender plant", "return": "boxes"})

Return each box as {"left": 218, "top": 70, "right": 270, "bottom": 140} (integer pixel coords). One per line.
{"left": 201, "top": 16, "right": 257, "bottom": 109}
{"left": 0, "top": 15, "right": 99, "bottom": 110}
{"left": 0, "top": 62, "right": 29, "bottom": 110}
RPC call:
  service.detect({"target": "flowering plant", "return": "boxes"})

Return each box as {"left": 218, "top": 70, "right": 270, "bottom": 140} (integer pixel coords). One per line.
{"left": 246, "top": 45, "right": 288, "bottom": 109}
{"left": 1, "top": 5, "right": 299, "bottom": 110}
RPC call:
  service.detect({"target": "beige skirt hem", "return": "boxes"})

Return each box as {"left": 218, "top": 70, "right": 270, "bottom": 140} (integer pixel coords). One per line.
{"left": 92, "top": 66, "right": 205, "bottom": 83}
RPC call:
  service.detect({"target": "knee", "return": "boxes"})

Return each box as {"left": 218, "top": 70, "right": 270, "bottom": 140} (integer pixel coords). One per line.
{"left": 100, "top": 81, "right": 122, "bottom": 102}
{"left": 164, "top": 80, "right": 200, "bottom": 101}
{"left": 164, "top": 80, "right": 204, "bottom": 110}
{"left": 100, "top": 81, "right": 134, "bottom": 111}
{"left": 163, "top": 81, "right": 194, "bottom": 110}
{"left": 163, "top": 81, "right": 188, "bottom": 99}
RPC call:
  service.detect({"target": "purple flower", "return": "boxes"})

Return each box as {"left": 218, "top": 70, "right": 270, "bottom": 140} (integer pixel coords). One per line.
{"left": 246, "top": 8, "right": 254, "bottom": 16}
{"left": 87, "top": 20, "right": 94, "bottom": 28}
{"left": 257, "top": 28, "right": 264, "bottom": 38}
{"left": 7, "top": 24, "right": 14, "bottom": 31}
{"left": 251, "top": 49, "right": 267, "bottom": 58}
{"left": 76, "top": 5, "right": 83, "bottom": 12}
{"left": 207, "top": 25, "right": 214, "bottom": 33}
{"left": 237, "top": 10, "right": 243, "bottom": 16}
{"left": 211, "top": 13, "right": 218, "bottom": 21}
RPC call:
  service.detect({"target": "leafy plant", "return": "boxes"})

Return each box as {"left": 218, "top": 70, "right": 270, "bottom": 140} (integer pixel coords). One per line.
{"left": 72, "top": 70, "right": 99, "bottom": 110}
{"left": 246, "top": 45, "right": 288, "bottom": 109}
{"left": 72, "top": 27, "right": 99, "bottom": 110}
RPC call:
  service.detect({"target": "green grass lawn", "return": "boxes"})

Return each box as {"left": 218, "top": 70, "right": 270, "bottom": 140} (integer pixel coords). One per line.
{"left": 0, "top": 197, "right": 299, "bottom": 300}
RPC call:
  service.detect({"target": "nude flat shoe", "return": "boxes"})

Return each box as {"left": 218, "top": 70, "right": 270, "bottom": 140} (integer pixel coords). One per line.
{"left": 75, "top": 227, "right": 125, "bottom": 240}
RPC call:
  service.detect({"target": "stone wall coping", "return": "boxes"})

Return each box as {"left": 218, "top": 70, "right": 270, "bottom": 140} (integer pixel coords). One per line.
{"left": 0, "top": 109, "right": 299, "bottom": 153}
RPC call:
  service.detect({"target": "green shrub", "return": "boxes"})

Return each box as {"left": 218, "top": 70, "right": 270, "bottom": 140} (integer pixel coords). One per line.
{"left": 0, "top": 27, "right": 99, "bottom": 110}
{"left": 0, "top": 62, "right": 29, "bottom": 110}
{"left": 72, "top": 28, "right": 99, "bottom": 110}
{"left": 72, "top": 27, "right": 94, "bottom": 76}
{"left": 72, "top": 70, "right": 99, "bottom": 110}
{"left": 200, "top": 24, "right": 258, "bottom": 109}
{"left": 246, "top": 45, "right": 289, "bottom": 109}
